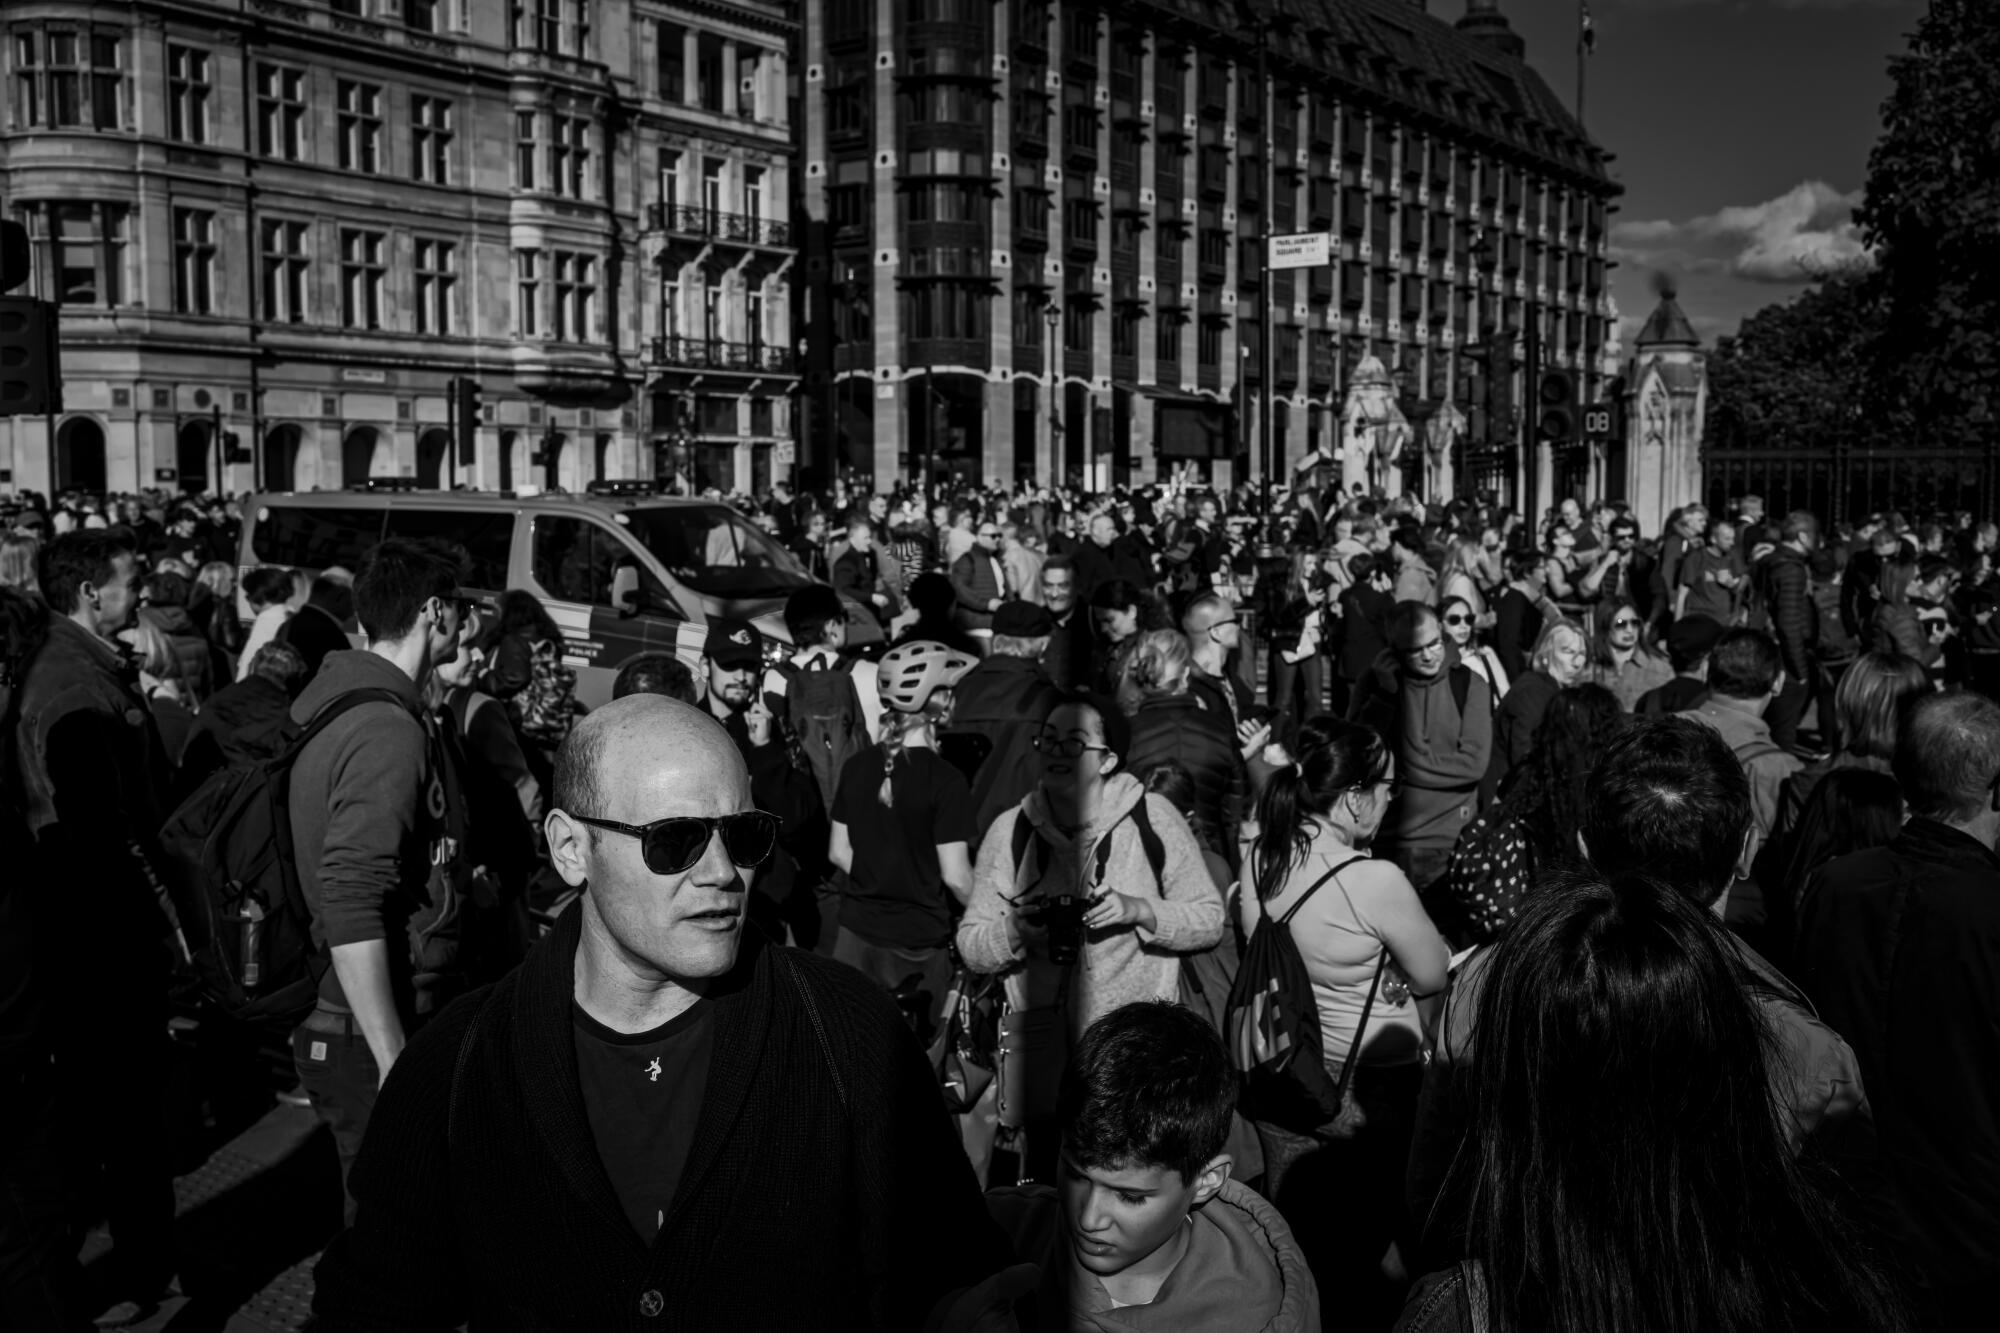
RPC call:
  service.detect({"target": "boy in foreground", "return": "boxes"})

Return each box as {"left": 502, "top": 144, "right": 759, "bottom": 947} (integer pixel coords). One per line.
{"left": 986, "top": 1002, "right": 1320, "bottom": 1330}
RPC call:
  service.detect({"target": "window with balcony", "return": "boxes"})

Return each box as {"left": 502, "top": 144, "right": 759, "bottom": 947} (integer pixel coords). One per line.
{"left": 1063, "top": 105, "right": 1099, "bottom": 154}
{"left": 1063, "top": 302, "right": 1091, "bottom": 353}
{"left": 412, "top": 95, "right": 453, "bottom": 184}
{"left": 554, "top": 251, "right": 596, "bottom": 342}
{"left": 340, "top": 228, "right": 386, "bottom": 329}
{"left": 415, "top": 238, "right": 458, "bottom": 335}
{"left": 256, "top": 64, "right": 307, "bottom": 160}
{"left": 12, "top": 29, "right": 126, "bottom": 130}
{"left": 514, "top": 0, "right": 590, "bottom": 58}
{"left": 19, "top": 201, "right": 127, "bottom": 307}
{"left": 336, "top": 81, "right": 382, "bottom": 174}
{"left": 827, "top": 83, "right": 867, "bottom": 142}
{"left": 167, "top": 46, "right": 210, "bottom": 144}
{"left": 259, "top": 218, "right": 310, "bottom": 323}
{"left": 516, "top": 248, "right": 541, "bottom": 336}
{"left": 828, "top": 183, "right": 868, "bottom": 238}
{"left": 702, "top": 158, "right": 725, "bottom": 216}
{"left": 1064, "top": 199, "right": 1099, "bottom": 248}
{"left": 172, "top": 209, "right": 215, "bottom": 315}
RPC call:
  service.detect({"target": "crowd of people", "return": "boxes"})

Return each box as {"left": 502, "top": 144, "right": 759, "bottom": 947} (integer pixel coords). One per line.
{"left": 1, "top": 472, "right": 1997, "bottom": 1333}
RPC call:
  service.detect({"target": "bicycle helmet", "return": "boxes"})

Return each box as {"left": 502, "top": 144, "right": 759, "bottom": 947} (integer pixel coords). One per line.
{"left": 877, "top": 640, "right": 975, "bottom": 713}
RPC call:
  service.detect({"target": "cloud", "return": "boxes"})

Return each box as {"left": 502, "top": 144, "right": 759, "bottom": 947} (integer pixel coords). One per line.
{"left": 1612, "top": 181, "right": 1871, "bottom": 287}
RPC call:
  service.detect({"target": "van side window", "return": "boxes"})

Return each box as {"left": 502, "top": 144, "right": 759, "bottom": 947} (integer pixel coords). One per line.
{"left": 383, "top": 508, "right": 516, "bottom": 591}
{"left": 252, "top": 506, "right": 385, "bottom": 571}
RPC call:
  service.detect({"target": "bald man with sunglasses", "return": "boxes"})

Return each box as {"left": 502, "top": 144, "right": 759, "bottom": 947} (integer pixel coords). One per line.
{"left": 312, "top": 695, "right": 1019, "bottom": 1331}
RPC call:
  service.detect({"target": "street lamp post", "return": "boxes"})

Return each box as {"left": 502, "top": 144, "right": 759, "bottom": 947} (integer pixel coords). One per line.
{"left": 1045, "top": 302, "right": 1062, "bottom": 488}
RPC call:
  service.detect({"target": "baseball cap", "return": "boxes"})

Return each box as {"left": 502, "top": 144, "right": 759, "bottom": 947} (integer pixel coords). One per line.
{"left": 706, "top": 617, "right": 764, "bottom": 669}
{"left": 991, "top": 600, "right": 1053, "bottom": 638}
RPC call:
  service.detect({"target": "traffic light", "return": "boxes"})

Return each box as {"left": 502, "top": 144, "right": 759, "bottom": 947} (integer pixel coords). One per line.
{"left": 0, "top": 296, "right": 60, "bottom": 417}
{"left": 1536, "top": 369, "right": 1576, "bottom": 445}
{"left": 0, "top": 221, "right": 28, "bottom": 294}
{"left": 454, "top": 377, "right": 480, "bottom": 465}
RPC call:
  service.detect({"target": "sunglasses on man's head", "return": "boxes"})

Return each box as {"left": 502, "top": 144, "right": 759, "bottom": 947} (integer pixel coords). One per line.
{"left": 570, "top": 811, "right": 780, "bottom": 876}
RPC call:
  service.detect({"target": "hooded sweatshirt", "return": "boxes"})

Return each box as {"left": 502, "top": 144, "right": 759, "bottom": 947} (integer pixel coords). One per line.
{"left": 1356, "top": 651, "right": 1494, "bottom": 855}
{"left": 985, "top": 1178, "right": 1320, "bottom": 1333}
{"left": 288, "top": 649, "right": 466, "bottom": 1014}
{"left": 958, "top": 774, "right": 1224, "bottom": 1032}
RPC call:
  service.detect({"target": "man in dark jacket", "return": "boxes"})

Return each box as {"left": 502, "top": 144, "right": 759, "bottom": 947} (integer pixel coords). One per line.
{"left": 290, "top": 540, "right": 472, "bottom": 1221}
{"left": 177, "top": 639, "right": 310, "bottom": 790}
{"left": 1037, "top": 556, "right": 1095, "bottom": 691}
{"left": 1760, "top": 510, "right": 1820, "bottom": 751}
{"left": 280, "top": 572, "right": 358, "bottom": 678}
{"left": 310, "top": 695, "right": 1017, "bottom": 1330}
{"left": 950, "top": 518, "right": 1008, "bottom": 636}
{"left": 944, "top": 600, "right": 1063, "bottom": 837}
{"left": 7, "top": 529, "right": 179, "bottom": 1325}
{"left": 1796, "top": 691, "right": 2000, "bottom": 1330}
{"left": 1072, "top": 513, "right": 1152, "bottom": 600}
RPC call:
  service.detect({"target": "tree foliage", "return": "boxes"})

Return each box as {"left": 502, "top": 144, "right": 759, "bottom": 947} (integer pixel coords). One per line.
{"left": 1854, "top": 0, "right": 2000, "bottom": 444}
{"left": 1706, "top": 268, "right": 1882, "bottom": 454}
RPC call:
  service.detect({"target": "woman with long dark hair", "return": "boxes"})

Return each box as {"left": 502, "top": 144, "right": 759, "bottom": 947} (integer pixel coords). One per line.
{"left": 1397, "top": 871, "right": 1913, "bottom": 1333}
{"left": 1444, "top": 684, "right": 1623, "bottom": 944}
{"left": 1237, "top": 717, "right": 1449, "bottom": 1321}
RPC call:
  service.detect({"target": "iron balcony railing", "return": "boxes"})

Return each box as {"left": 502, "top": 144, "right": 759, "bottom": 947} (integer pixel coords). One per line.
{"left": 648, "top": 336, "right": 797, "bottom": 373}
{"left": 644, "top": 203, "right": 793, "bottom": 248}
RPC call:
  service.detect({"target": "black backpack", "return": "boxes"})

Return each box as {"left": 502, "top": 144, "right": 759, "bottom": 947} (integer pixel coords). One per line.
{"left": 777, "top": 656, "right": 868, "bottom": 811}
{"left": 1224, "top": 853, "right": 1378, "bottom": 1133}
{"left": 157, "top": 688, "right": 404, "bottom": 1027}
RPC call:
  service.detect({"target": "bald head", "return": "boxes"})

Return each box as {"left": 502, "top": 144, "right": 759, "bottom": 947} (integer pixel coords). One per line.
{"left": 1180, "top": 593, "right": 1231, "bottom": 638}
{"left": 551, "top": 694, "right": 747, "bottom": 820}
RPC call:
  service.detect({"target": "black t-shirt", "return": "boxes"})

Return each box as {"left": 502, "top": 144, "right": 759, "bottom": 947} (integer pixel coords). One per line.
{"left": 572, "top": 998, "right": 716, "bottom": 1245}
{"left": 830, "top": 743, "right": 975, "bottom": 949}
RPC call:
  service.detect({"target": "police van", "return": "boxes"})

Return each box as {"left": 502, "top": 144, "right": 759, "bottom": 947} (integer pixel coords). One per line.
{"left": 237, "top": 481, "right": 879, "bottom": 707}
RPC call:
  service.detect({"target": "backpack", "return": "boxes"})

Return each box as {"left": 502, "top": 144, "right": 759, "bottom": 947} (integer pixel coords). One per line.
{"left": 778, "top": 656, "right": 868, "bottom": 811}
{"left": 1224, "top": 853, "right": 1380, "bottom": 1133}
{"left": 510, "top": 638, "right": 578, "bottom": 746}
{"left": 1444, "top": 807, "right": 1535, "bottom": 945}
{"left": 157, "top": 687, "right": 404, "bottom": 1027}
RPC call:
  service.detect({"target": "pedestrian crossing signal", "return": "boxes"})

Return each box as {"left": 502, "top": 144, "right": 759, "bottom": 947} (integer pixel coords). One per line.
{"left": 0, "top": 297, "right": 60, "bottom": 417}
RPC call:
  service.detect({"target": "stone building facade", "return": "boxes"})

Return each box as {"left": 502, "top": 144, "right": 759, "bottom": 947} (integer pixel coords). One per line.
{"left": 0, "top": 0, "right": 797, "bottom": 499}
{"left": 797, "top": 0, "right": 1622, "bottom": 492}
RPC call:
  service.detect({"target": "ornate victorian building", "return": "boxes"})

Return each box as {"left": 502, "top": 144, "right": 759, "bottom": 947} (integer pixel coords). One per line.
{"left": 1, "top": 0, "right": 798, "bottom": 498}
{"left": 1621, "top": 283, "right": 1705, "bottom": 535}
{"left": 798, "top": 0, "right": 1622, "bottom": 491}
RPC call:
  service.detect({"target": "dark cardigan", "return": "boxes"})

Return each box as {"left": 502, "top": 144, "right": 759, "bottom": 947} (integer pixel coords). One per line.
{"left": 312, "top": 908, "right": 1010, "bottom": 1331}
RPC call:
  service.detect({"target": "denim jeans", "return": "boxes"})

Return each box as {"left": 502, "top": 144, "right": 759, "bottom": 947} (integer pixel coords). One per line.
{"left": 293, "top": 1013, "right": 383, "bottom": 1227}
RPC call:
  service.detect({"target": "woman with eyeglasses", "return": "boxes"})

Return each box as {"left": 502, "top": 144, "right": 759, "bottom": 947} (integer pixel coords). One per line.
{"left": 1589, "top": 600, "right": 1673, "bottom": 712}
{"left": 1494, "top": 620, "right": 1589, "bottom": 777}
{"left": 1440, "top": 595, "right": 1509, "bottom": 698}
{"left": 957, "top": 696, "right": 1225, "bottom": 1178}
{"left": 1238, "top": 716, "right": 1449, "bottom": 1317}
{"left": 827, "top": 640, "right": 979, "bottom": 1048}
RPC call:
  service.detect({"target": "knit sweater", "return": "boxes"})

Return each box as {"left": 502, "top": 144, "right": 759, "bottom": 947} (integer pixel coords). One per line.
{"left": 957, "top": 775, "right": 1225, "bottom": 1032}
{"left": 311, "top": 909, "right": 1013, "bottom": 1331}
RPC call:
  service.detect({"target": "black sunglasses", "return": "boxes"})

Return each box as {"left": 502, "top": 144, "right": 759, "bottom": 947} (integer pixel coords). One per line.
{"left": 570, "top": 811, "right": 780, "bottom": 876}
{"left": 1442, "top": 613, "right": 1474, "bottom": 626}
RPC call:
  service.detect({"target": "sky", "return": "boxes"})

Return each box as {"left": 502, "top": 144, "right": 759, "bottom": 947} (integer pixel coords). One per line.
{"left": 1483, "top": 0, "right": 1926, "bottom": 348}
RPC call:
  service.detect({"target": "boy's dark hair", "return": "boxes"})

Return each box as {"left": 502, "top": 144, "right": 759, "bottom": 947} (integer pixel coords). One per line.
{"left": 144, "top": 570, "right": 191, "bottom": 608}
{"left": 1582, "top": 716, "right": 1752, "bottom": 908}
{"left": 1056, "top": 1000, "right": 1234, "bottom": 1184}
{"left": 40, "top": 529, "right": 136, "bottom": 616}
{"left": 242, "top": 565, "right": 296, "bottom": 608}
{"left": 1706, "top": 628, "right": 1782, "bottom": 700}
{"left": 612, "top": 651, "right": 698, "bottom": 704}
{"left": 784, "top": 583, "right": 847, "bottom": 646}
{"left": 353, "top": 538, "right": 467, "bottom": 642}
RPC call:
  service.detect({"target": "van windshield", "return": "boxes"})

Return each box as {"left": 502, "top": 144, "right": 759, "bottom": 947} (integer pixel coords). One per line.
{"left": 621, "top": 505, "right": 812, "bottom": 599}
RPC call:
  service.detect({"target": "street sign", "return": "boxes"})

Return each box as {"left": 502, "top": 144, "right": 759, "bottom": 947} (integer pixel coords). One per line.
{"left": 1267, "top": 232, "right": 1331, "bottom": 270}
{"left": 1583, "top": 405, "right": 1615, "bottom": 442}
